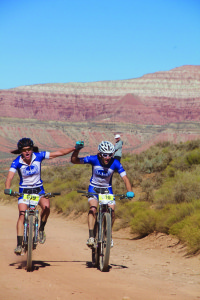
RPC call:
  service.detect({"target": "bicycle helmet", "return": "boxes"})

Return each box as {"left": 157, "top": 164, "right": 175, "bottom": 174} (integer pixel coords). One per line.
{"left": 11, "top": 138, "right": 39, "bottom": 154}
{"left": 98, "top": 141, "right": 115, "bottom": 154}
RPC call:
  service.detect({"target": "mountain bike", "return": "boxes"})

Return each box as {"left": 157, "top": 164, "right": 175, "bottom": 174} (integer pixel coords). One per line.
{"left": 4, "top": 189, "right": 60, "bottom": 272}
{"left": 77, "top": 189, "right": 126, "bottom": 272}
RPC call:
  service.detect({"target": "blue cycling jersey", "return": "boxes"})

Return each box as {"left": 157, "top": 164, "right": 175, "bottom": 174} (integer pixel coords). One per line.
{"left": 79, "top": 155, "right": 126, "bottom": 188}
{"left": 9, "top": 152, "right": 50, "bottom": 188}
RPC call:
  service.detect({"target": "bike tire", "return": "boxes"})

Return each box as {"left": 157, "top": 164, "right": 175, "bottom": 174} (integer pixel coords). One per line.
{"left": 99, "top": 212, "right": 111, "bottom": 272}
{"left": 27, "top": 214, "right": 33, "bottom": 272}
{"left": 92, "top": 219, "right": 99, "bottom": 268}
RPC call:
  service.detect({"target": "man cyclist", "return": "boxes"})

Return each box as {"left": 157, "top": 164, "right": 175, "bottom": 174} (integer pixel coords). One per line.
{"left": 5, "top": 137, "right": 76, "bottom": 255}
{"left": 71, "top": 140, "right": 134, "bottom": 248}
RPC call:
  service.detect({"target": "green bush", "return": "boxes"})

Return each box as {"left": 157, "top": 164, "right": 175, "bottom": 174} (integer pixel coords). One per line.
{"left": 170, "top": 211, "right": 200, "bottom": 254}
{"left": 130, "top": 209, "right": 156, "bottom": 237}
{"left": 186, "top": 149, "right": 200, "bottom": 165}
{"left": 156, "top": 203, "right": 195, "bottom": 233}
{"left": 154, "top": 170, "right": 200, "bottom": 207}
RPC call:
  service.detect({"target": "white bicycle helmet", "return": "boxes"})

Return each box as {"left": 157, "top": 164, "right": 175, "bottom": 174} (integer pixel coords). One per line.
{"left": 98, "top": 141, "right": 115, "bottom": 154}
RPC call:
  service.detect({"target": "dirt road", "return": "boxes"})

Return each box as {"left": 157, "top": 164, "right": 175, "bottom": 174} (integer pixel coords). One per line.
{"left": 0, "top": 203, "right": 200, "bottom": 300}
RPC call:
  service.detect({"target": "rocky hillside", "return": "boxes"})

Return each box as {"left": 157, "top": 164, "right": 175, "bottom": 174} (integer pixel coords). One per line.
{"left": 0, "top": 65, "right": 200, "bottom": 168}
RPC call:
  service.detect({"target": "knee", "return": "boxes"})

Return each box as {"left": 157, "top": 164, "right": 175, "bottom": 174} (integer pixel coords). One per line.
{"left": 42, "top": 204, "right": 50, "bottom": 211}
{"left": 88, "top": 206, "right": 97, "bottom": 217}
{"left": 18, "top": 211, "right": 25, "bottom": 222}
{"left": 44, "top": 206, "right": 50, "bottom": 214}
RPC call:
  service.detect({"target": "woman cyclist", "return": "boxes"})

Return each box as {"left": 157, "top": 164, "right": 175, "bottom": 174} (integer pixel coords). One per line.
{"left": 5, "top": 137, "right": 76, "bottom": 255}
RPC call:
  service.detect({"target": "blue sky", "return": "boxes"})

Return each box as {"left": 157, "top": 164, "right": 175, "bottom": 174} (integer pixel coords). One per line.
{"left": 0, "top": 0, "right": 200, "bottom": 89}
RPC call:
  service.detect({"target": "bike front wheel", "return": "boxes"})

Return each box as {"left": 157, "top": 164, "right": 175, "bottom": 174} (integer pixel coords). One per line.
{"left": 27, "top": 215, "right": 33, "bottom": 272}
{"left": 99, "top": 212, "right": 111, "bottom": 272}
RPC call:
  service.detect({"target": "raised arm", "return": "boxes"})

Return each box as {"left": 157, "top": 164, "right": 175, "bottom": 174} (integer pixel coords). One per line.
{"left": 71, "top": 149, "right": 82, "bottom": 164}
{"left": 49, "top": 147, "right": 75, "bottom": 159}
{"left": 71, "top": 141, "right": 84, "bottom": 164}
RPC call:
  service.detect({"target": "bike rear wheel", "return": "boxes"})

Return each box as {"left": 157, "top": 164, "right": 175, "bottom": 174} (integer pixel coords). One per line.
{"left": 92, "top": 219, "right": 99, "bottom": 268}
{"left": 27, "top": 215, "right": 33, "bottom": 272}
{"left": 99, "top": 212, "right": 111, "bottom": 272}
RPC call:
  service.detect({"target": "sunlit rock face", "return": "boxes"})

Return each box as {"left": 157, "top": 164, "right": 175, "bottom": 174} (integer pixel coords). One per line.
{"left": 0, "top": 65, "right": 200, "bottom": 160}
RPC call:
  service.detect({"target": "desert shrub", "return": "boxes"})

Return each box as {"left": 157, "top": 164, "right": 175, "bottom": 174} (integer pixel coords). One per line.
{"left": 156, "top": 141, "right": 172, "bottom": 148}
{"left": 169, "top": 210, "right": 200, "bottom": 254}
{"left": 156, "top": 202, "right": 195, "bottom": 233}
{"left": 140, "top": 179, "right": 154, "bottom": 202}
{"left": 127, "top": 145, "right": 173, "bottom": 174}
{"left": 169, "top": 155, "right": 190, "bottom": 172}
{"left": 154, "top": 171, "right": 200, "bottom": 207}
{"left": 114, "top": 201, "right": 136, "bottom": 230}
{"left": 184, "top": 139, "right": 200, "bottom": 151}
{"left": 186, "top": 149, "right": 200, "bottom": 165}
{"left": 73, "top": 198, "right": 88, "bottom": 214}
{"left": 53, "top": 191, "right": 81, "bottom": 216}
{"left": 130, "top": 208, "right": 157, "bottom": 237}
{"left": 165, "top": 166, "right": 176, "bottom": 177}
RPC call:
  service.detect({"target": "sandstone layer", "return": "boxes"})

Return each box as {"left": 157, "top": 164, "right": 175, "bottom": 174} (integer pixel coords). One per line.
{"left": 0, "top": 65, "right": 200, "bottom": 167}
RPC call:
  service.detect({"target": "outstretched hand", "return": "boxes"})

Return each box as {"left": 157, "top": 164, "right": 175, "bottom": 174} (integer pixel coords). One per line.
{"left": 75, "top": 141, "right": 84, "bottom": 150}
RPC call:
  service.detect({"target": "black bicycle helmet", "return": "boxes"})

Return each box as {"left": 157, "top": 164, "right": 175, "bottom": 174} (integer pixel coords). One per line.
{"left": 11, "top": 137, "right": 39, "bottom": 154}
{"left": 17, "top": 138, "right": 34, "bottom": 151}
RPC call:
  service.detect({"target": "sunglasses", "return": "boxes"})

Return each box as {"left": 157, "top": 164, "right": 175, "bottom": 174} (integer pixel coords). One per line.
{"left": 21, "top": 147, "right": 32, "bottom": 152}
{"left": 101, "top": 153, "right": 113, "bottom": 158}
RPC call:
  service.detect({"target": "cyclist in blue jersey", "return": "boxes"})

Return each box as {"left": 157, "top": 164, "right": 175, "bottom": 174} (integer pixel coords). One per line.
{"left": 5, "top": 137, "right": 76, "bottom": 255}
{"left": 71, "top": 140, "right": 134, "bottom": 248}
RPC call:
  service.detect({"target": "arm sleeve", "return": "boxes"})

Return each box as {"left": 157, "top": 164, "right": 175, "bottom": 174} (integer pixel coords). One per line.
{"left": 80, "top": 155, "right": 95, "bottom": 165}
{"left": 45, "top": 151, "right": 50, "bottom": 159}
{"left": 9, "top": 159, "right": 19, "bottom": 173}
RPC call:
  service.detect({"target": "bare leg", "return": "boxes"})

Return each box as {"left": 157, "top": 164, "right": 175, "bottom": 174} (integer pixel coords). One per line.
{"left": 17, "top": 203, "right": 27, "bottom": 236}
{"left": 108, "top": 204, "right": 115, "bottom": 227}
{"left": 14, "top": 203, "right": 27, "bottom": 253}
{"left": 38, "top": 196, "right": 50, "bottom": 244}
{"left": 39, "top": 196, "right": 50, "bottom": 224}
{"left": 88, "top": 198, "right": 98, "bottom": 231}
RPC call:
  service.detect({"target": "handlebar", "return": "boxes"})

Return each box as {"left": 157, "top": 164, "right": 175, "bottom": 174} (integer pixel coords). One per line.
{"left": 4, "top": 189, "right": 61, "bottom": 198}
{"left": 77, "top": 190, "right": 127, "bottom": 200}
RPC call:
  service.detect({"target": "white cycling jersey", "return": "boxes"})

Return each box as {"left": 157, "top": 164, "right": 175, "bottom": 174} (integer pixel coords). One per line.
{"left": 79, "top": 155, "right": 126, "bottom": 188}
{"left": 9, "top": 151, "right": 50, "bottom": 188}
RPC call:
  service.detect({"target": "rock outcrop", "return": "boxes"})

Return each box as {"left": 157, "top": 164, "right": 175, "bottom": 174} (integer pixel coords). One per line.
{"left": 0, "top": 65, "right": 200, "bottom": 164}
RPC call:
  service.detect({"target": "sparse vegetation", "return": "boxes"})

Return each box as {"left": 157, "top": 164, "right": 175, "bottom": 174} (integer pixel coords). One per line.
{"left": 1, "top": 139, "right": 200, "bottom": 254}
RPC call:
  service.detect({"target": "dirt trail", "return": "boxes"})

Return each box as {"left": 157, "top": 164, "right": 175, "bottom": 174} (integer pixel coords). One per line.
{"left": 0, "top": 203, "right": 200, "bottom": 300}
